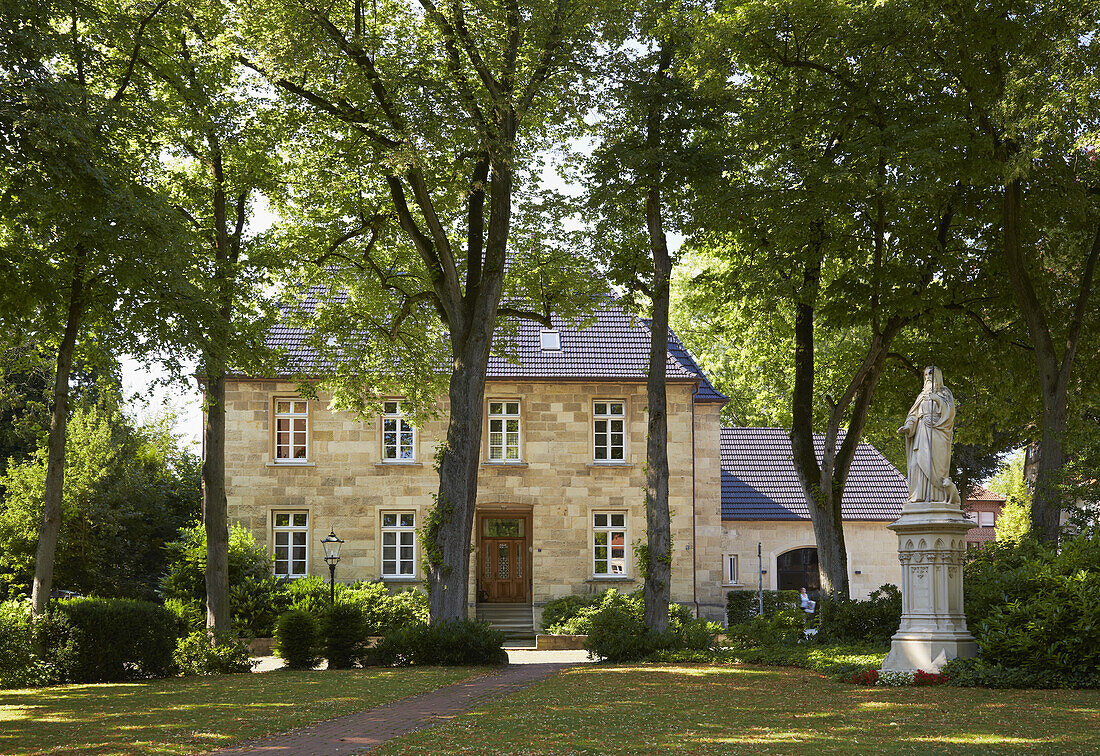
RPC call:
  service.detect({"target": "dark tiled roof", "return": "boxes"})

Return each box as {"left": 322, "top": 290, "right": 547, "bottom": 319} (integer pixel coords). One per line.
{"left": 720, "top": 427, "right": 907, "bottom": 521}
{"left": 266, "top": 294, "right": 727, "bottom": 401}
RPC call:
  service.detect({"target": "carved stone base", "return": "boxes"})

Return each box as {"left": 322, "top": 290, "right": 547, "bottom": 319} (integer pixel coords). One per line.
{"left": 881, "top": 632, "right": 978, "bottom": 673}
{"left": 881, "top": 500, "right": 977, "bottom": 675}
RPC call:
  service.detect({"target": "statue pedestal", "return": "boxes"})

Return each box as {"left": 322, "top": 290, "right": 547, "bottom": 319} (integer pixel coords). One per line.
{"left": 881, "top": 502, "right": 977, "bottom": 673}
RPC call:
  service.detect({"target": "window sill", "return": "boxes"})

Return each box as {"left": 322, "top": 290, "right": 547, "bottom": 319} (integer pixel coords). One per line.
{"left": 481, "top": 461, "right": 528, "bottom": 468}
{"left": 375, "top": 461, "right": 423, "bottom": 467}
{"left": 380, "top": 576, "right": 419, "bottom": 583}
{"left": 586, "top": 462, "right": 634, "bottom": 469}
{"left": 267, "top": 461, "right": 316, "bottom": 468}
{"left": 585, "top": 576, "right": 635, "bottom": 583}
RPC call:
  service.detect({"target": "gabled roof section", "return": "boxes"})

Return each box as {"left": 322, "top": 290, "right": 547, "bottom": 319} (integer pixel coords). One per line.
{"left": 720, "top": 427, "right": 907, "bottom": 521}
{"left": 265, "top": 293, "right": 727, "bottom": 399}
{"left": 966, "top": 485, "right": 1006, "bottom": 504}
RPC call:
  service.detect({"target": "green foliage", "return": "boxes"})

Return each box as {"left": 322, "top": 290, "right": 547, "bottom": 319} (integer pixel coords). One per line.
{"left": 321, "top": 603, "right": 367, "bottom": 670}
{"left": 964, "top": 533, "right": 1100, "bottom": 676}
{"left": 579, "top": 589, "right": 721, "bottom": 662}
{"left": 41, "top": 598, "right": 184, "bottom": 683}
{"left": 817, "top": 584, "right": 901, "bottom": 646}
{"left": 0, "top": 599, "right": 60, "bottom": 688}
{"left": 274, "top": 610, "right": 320, "bottom": 670}
{"left": 940, "top": 657, "right": 1100, "bottom": 690}
{"left": 371, "top": 619, "right": 506, "bottom": 667}
{"left": 0, "top": 402, "right": 198, "bottom": 600}
{"left": 725, "top": 609, "right": 807, "bottom": 649}
{"left": 542, "top": 593, "right": 601, "bottom": 632}
{"left": 173, "top": 631, "right": 253, "bottom": 676}
{"left": 281, "top": 579, "right": 428, "bottom": 636}
{"left": 160, "top": 523, "right": 277, "bottom": 636}
{"left": 725, "top": 589, "right": 799, "bottom": 625}
{"left": 988, "top": 449, "right": 1032, "bottom": 544}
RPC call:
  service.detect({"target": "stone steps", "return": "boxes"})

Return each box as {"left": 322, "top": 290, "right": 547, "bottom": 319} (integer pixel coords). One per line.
{"left": 476, "top": 603, "right": 535, "bottom": 640}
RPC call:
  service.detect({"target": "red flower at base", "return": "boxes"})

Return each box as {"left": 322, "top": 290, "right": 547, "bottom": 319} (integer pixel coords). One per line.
{"left": 849, "top": 668, "right": 880, "bottom": 685}
{"left": 913, "top": 669, "right": 945, "bottom": 686}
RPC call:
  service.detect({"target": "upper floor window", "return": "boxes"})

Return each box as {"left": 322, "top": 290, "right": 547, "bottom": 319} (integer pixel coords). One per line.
{"left": 274, "top": 399, "right": 308, "bottom": 462}
{"left": 381, "top": 512, "right": 416, "bottom": 577}
{"left": 382, "top": 401, "right": 415, "bottom": 461}
{"left": 593, "top": 401, "right": 625, "bottom": 461}
{"left": 488, "top": 401, "right": 521, "bottom": 461}
{"left": 979, "top": 511, "right": 996, "bottom": 527}
{"left": 273, "top": 511, "right": 308, "bottom": 577}
{"left": 592, "top": 511, "right": 627, "bottom": 576}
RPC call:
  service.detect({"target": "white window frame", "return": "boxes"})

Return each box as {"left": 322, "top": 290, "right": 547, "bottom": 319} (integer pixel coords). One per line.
{"left": 540, "top": 329, "right": 561, "bottom": 351}
{"left": 273, "top": 511, "right": 309, "bottom": 578}
{"left": 593, "top": 401, "right": 626, "bottom": 462}
{"left": 965, "top": 511, "right": 980, "bottom": 524}
{"left": 381, "top": 511, "right": 417, "bottom": 578}
{"left": 487, "top": 401, "right": 521, "bottom": 461}
{"left": 724, "top": 554, "right": 739, "bottom": 585}
{"left": 381, "top": 401, "right": 416, "bottom": 462}
{"left": 979, "top": 511, "right": 996, "bottom": 527}
{"left": 274, "top": 399, "right": 308, "bottom": 463}
{"left": 592, "top": 511, "right": 628, "bottom": 577}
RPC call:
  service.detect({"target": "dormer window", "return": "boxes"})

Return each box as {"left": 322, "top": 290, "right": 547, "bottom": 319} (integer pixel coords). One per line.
{"left": 539, "top": 329, "right": 561, "bottom": 351}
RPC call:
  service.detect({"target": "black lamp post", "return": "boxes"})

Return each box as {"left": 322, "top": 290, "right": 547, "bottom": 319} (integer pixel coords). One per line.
{"left": 320, "top": 528, "right": 344, "bottom": 605}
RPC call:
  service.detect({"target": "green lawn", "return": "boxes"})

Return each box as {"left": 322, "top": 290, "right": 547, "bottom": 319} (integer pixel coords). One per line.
{"left": 375, "top": 664, "right": 1100, "bottom": 755}
{"left": 0, "top": 666, "right": 482, "bottom": 756}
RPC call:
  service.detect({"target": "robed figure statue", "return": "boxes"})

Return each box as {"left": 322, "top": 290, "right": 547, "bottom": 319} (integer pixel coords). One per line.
{"left": 897, "top": 366, "right": 962, "bottom": 506}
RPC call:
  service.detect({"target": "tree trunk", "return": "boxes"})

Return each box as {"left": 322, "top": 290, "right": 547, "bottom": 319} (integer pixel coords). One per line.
{"left": 1001, "top": 176, "right": 1100, "bottom": 543}
{"left": 789, "top": 260, "right": 850, "bottom": 599}
{"left": 202, "top": 355, "right": 231, "bottom": 633}
{"left": 643, "top": 200, "right": 672, "bottom": 632}
{"left": 426, "top": 155, "right": 513, "bottom": 623}
{"left": 31, "top": 249, "right": 86, "bottom": 617}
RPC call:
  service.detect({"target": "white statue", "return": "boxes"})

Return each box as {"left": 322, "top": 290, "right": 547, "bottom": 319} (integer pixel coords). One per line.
{"left": 897, "top": 366, "right": 962, "bottom": 506}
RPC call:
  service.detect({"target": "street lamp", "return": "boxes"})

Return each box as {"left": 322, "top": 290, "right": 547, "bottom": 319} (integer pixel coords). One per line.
{"left": 320, "top": 528, "right": 344, "bottom": 605}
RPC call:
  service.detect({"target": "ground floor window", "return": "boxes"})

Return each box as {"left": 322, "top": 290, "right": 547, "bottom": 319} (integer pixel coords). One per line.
{"left": 776, "top": 547, "right": 819, "bottom": 593}
{"left": 381, "top": 512, "right": 416, "bottom": 576}
{"left": 273, "top": 511, "right": 308, "bottom": 577}
{"left": 724, "top": 554, "right": 739, "bottom": 585}
{"left": 592, "top": 512, "right": 627, "bottom": 576}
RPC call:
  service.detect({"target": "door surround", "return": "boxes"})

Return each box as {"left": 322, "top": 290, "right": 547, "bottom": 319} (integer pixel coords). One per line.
{"left": 476, "top": 505, "right": 532, "bottom": 604}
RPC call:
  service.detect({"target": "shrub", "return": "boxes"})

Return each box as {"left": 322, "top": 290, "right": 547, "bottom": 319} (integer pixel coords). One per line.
{"left": 939, "top": 657, "right": 1100, "bottom": 689}
{"left": 0, "top": 599, "right": 60, "bottom": 688}
{"left": 44, "top": 598, "right": 184, "bottom": 682}
{"left": 817, "top": 584, "right": 901, "bottom": 646}
{"left": 726, "top": 589, "right": 799, "bottom": 625}
{"left": 174, "top": 631, "right": 253, "bottom": 675}
{"left": 321, "top": 603, "right": 366, "bottom": 669}
{"left": 161, "top": 523, "right": 281, "bottom": 637}
{"left": 964, "top": 532, "right": 1100, "bottom": 676}
{"left": 281, "top": 575, "right": 333, "bottom": 615}
{"left": 275, "top": 610, "right": 320, "bottom": 670}
{"left": 542, "top": 593, "right": 600, "bottom": 631}
{"left": 164, "top": 597, "right": 204, "bottom": 633}
{"left": 725, "top": 608, "right": 806, "bottom": 649}
{"left": 579, "top": 590, "right": 721, "bottom": 662}
{"left": 372, "top": 619, "right": 506, "bottom": 666}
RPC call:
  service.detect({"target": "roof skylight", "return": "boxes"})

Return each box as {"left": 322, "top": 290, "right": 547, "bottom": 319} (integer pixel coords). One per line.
{"left": 539, "top": 329, "right": 561, "bottom": 351}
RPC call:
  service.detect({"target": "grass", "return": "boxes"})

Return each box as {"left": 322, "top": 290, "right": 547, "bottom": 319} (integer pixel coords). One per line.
{"left": 374, "top": 664, "right": 1100, "bottom": 755}
{"left": 0, "top": 666, "right": 482, "bottom": 755}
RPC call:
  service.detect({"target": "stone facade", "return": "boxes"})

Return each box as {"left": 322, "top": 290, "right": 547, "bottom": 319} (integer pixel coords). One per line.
{"left": 223, "top": 377, "right": 727, "bottom": 628}
{"left": 720, "top": 521, "right": 903, "bottom": 600}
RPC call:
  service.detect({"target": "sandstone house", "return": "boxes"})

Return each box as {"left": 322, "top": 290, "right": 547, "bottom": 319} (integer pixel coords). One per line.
{"left": 220, "top": 300, "right": 907, "bottom": 632}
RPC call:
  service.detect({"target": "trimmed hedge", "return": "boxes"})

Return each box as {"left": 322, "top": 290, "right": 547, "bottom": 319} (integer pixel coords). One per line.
{"left": 43, "top": 598, "right": 185, "bottom": 682}
{"left": 726, "top": 589, "right": 799, "bottom": 625}
{"left": 372, "top": 619, "right": 506, "bottom": 666}
{"left": 275, "top": 610, "right": 321, "bottom": 670}
{"left": 321, "top": 603, "right": 367, "bottom": 669}
{"left": 817, "top": 584, "right": 901, "bottom": 645}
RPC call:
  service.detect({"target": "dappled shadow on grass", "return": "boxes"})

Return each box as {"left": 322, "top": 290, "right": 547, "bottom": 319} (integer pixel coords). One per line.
{"left": 0, "top": 667, "right": 480, "bottom": 756}
{"left": 373, "top": 665, "right": 1100, "bottom": 756}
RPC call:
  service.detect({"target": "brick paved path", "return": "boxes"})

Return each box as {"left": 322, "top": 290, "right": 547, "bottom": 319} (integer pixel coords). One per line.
{"left": 207, "top": 662, "right": 572, "bottom": 756}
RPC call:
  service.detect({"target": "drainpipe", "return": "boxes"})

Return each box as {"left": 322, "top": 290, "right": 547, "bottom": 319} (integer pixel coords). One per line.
{"left": 691, "top": 382, "right": 699, "bottom": 617}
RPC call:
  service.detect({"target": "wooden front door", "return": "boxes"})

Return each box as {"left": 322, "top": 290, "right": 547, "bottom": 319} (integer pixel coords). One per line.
{"left": 479, "top": 515, "right": 528, "bottom": 603}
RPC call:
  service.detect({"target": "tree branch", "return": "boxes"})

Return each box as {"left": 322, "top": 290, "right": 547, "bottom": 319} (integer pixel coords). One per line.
{"left": 496, "top": 307, "right": 552, "bottom": 327}
{"left": 112, "top": 0, "right": 171, "bottom": 102}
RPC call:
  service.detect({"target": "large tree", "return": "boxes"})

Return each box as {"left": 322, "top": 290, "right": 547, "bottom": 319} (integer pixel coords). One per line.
{"left": 242, "top": 0, "right": 607, "bottom": 619}
{"left": 912, "top": 0, "right": 1100, "bottom": 543}
{"left": 137, "top": 0, "right": 283, "bottom": 634}
{"left": 0, "top": 0, "right": 185, "bottom": 615}
{"left": 586, "top": 0, "right": 714, "bottom": 629}
{"left": 685, "top": 0, "right": 985, "bottom": 597}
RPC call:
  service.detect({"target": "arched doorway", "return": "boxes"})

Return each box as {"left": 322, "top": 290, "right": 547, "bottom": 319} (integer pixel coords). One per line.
{"left": 777, "top": 547, "right": 820, "bottom": 593}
